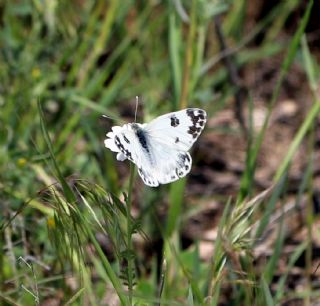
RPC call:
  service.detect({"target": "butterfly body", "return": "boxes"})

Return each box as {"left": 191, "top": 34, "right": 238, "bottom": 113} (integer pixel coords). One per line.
{"left": 105, "top": 108, "right": 207, "bottom": 187}
{"left": 132, "top": 124, "right": 150, "bottom": 154}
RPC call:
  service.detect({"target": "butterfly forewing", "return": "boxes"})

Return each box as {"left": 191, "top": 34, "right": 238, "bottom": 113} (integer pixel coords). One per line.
{"left": 112, "top": 124, "right": 148, "bottom": 165}
{"left": 145, "top": 108, "right": 207, "bottom": 151}
{"left": 111, "top": 124, "right": 161, "bottom": 186}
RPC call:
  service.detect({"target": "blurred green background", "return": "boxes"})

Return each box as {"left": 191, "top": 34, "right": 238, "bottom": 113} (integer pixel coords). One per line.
{"left": 1, "top": 0, "right": 320, "bottom": 305}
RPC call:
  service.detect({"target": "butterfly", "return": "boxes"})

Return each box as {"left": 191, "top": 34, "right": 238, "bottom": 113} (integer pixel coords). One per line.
{"left": 104, "top": 108, "right": 207, "bottom": 187}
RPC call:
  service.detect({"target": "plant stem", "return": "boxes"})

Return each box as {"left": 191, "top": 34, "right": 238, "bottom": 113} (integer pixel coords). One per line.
{"left": 84, "top": 220, "right": 128, "bottom": 305}
{"left": 179, "top": 0, "right": 196, "bottom": 109}
{"left": 126, "top": 163, "right": 136, "bottom": 305}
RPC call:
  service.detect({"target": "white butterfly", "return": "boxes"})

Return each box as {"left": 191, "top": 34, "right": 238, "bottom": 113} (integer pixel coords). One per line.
{"left": 104, "top": 108, "right": 207, "bottom": 187}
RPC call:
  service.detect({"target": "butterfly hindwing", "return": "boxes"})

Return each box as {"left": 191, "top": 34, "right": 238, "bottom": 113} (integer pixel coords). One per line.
{"left": 137, "top": 143, "right": 192, "bottom": 186}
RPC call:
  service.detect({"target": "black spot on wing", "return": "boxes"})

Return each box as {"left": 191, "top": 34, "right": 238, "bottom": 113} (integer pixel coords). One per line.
{"left": 186, "top": 109, "right": 207, "bottom": 139}
{"left": 175, "top": 137, "right": 179, "bottom": 143}
{"left": 170, "top": 115, "right": 180, "bottom": 127}
{"left": 115, "top": 136, "right": 133, "bottom": 161}
{"left": 138, "top": 167, "right": 158, "bottom": 187}
{"left": 187, "top": 126, "right": 202, "bottom": 138}
{"left": 175, "top": 153, "right": 192, "bottom": 177}
{"left": 123, "top": 135, "right": 130, "bottom": 144}
{"left": 185, "top": 154, "right": 191, "bottom": 162}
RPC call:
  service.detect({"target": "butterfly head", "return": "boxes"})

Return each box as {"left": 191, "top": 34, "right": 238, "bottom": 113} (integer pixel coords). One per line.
{"left": 130, "top": 123, "right": 140, "bottom": 131}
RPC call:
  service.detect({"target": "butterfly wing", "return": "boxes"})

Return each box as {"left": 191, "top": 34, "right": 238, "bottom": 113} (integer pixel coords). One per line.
{"left": 137, "top": 144, "right": 192, "bottom": 186}
{"left": 136, "top": 108, "right": 206, "bottom": 186}
{"left": 105, "top": 123, "right": 162, "bottom": 186}
{"left": 105, "top": 108, "right": 206, "bottom": 187}
{"left": 145, "top": 108, "right": 207, "bottom": 151}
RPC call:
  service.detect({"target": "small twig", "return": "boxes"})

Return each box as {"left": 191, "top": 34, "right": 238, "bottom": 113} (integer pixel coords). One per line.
{"left": 22, "top": 255, "right": 51, "bottom": 271}
{"left": 18, "top": 257, "right": 40, "bottom": 305}
{"left": 0, "top": 200, "right": 29, "bottom": 232}
{"left": 126, "top": 163, "right": 136, "bottom": 305}
{"left": 4, "top": 226, "right": 18, "bottom": 288}
{"left": 214, "top": 16, "right": 248, "bottom": 138}
{"left": 157, "top": 258, "right": 167, "bottom": 306}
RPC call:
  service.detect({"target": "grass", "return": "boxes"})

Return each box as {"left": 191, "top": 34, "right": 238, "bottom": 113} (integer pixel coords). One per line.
{"left": 0, "top": 0, "right": 319, "bottom": 305}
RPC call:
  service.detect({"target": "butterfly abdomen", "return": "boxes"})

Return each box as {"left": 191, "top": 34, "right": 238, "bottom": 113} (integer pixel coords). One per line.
{"left": 131, "top": 123, "right": 157, "bottom": 167}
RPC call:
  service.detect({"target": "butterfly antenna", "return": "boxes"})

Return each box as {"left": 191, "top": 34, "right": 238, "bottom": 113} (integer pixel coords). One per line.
{"left": 134, "top": 96, "right": 139, "bottom": 122}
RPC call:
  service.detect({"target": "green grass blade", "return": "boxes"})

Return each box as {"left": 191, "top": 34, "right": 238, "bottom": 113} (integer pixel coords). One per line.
{"left": 238, "top": 0, "right": 314, "bottom": 200}
{"left": 64, "top": 288, "right": 86, "bottom": 306}
{"left": 187, "top": 285, "right": 194, "bottom": 306}
{"left": 166, "top": 178, "right": 186, "bottom": 237}
{"left": 261, "top": 276, "right": 275, "bottom": 306}
{"left": 38, "top": 101, "right": 76, "bottom": 205}
{"left": 262, "top": 212, "right": 285, "bottom": 284}
{"left": 275, "top": 242, "right": 307, "bottom": 302}
{"left": 254, "top": 174, "right": 287, "bottom": 239}
{"left": 82, "top": 215, "right": 128, "bottom": 305}
{"left": 207, "top": 198, "right": 232, "bottom": 299}
{"left": 168, "top": 2, "right": 182, "bottom": 108}
{"left": 301, "top": 34, "right": 317, "bottom": 93}
{"left": 77, "top": 0, "right": 119, "bottom": 87}
{"left": 274, "top": 100, "right": 320, "bottom": 182}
